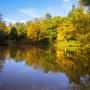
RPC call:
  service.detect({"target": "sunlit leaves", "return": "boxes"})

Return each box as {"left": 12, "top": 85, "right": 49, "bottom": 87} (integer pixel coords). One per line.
{"left": 57, "top": 18, "right": 76, "bottom": 41}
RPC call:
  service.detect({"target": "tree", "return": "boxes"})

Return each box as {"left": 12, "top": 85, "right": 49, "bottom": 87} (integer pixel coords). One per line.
{"left": 68, "top": 5, "right": 90, "bottom": 46}
{"left": 10, "top": 27, "right": 17, "bottom": 42}
{"left": 68, "top": 4, "right": 76, "bottom": 16}
{"left": 0, "top": 13, "right": 7, "bottom": 42}
{"left": 79, "top": 0, "right": 90, "bottom": 11}
{"left": 0, "top": 14, "right": 2, "bottom": 23}
{"left": 26, "top": 22, "right": 41, "bottom": 42}
{"left": 41, "top": 15, "right": 58, "bottom": 43}
{"left": 45, "top": 13, "right": 52, "bottom": 19}
{"left": 52, "top": 16, "right": 61, "bottom": 27}
{"left": 57, "top": 17, "right": 76, "bottom": 42}
{"left": 79, "top": 0, "right": 90, "bottom": 6}
{"left": 14, "top": 22, "right": 26, "bottom": 40}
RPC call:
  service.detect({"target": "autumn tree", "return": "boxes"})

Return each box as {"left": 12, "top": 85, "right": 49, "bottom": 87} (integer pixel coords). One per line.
{"left": 14, "top": 22, "right": 26, "bottom": 40}
{"left": 26, "top": 20, "right": 41, "bottom": 42}
{"left": 69, "top": 6, "right": 90, "bottom": 45}
{"left": 57, "top": 17, "right": 76, "bottom": 42}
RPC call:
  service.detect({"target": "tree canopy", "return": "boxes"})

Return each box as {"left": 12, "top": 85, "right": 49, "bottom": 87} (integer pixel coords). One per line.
{"left": 0, "top": 0, "right": 90, "bottom": 47}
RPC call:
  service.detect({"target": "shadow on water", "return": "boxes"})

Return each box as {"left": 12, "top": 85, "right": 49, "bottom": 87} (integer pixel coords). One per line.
{"left": 0, "top": 45, "right": 90, "bottom": 90}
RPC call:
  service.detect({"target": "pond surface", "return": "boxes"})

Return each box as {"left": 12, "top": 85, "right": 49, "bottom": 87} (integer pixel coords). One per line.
{"left": 0, "top": 46, "right": 90, "bottom": 90}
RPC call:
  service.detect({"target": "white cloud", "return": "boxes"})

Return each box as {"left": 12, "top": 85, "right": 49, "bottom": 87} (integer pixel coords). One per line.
{"left": 20, "top": 20, "right": 27, "bottom": 23}
{"left": 18, "top": 7, "right": 59, "bottom": 18}
{"left": 4, "top": 18, "right": 27, "bottom": 25}
{"left": 63, "top": 0, "right": 70, "bottom": 2}
{"left": 4, "top": 18, "right": 17, "bottom": 24}
{"left": 18, "top": 8, "right": 41, "bottom": 18}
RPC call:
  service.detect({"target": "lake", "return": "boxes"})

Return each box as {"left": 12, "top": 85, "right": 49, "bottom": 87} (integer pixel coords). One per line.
{"left": 0, "top": 46, "right": 90, "bottom": 90}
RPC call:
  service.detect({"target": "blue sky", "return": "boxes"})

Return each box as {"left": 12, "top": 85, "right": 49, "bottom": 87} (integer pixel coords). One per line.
{"left": 0, "top": 0, "right": 77, "bottom": 24}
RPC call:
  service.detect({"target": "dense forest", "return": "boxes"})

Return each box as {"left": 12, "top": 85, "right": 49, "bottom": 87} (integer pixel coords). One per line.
{"left": 0, "top": 0, "right": 90, "bottom": 48}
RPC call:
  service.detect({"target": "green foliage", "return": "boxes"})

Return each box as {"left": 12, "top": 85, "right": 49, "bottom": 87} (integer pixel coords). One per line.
{"left": 69, "top": 7, "right": 90, "bottom": 46}
{"left": 42, "top": 17, "right": 57, "bottom": 43}
{"left": 14, "top": 22, "right": 26, "bottom": 37}
{"left": 79, "top": 0, "right": 90, "bottom": 6}
{"left": 0, "top": 13, "right": 8, "bottom": 42}
{"left": 57, "top": 5, "right": 90, "bottom": 47}
{"left": 79, "top": 0, "right": 90, "bottom": 11}
{"left": 10, "top": 27, "right": 17, "bottom": 41}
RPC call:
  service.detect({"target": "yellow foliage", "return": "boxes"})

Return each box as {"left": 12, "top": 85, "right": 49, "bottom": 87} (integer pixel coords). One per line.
{"left": 57, "top": 20, "right": 76, "bottom": 41}
{"left": 26, "top": 23, "right": 38, "bottom": 40}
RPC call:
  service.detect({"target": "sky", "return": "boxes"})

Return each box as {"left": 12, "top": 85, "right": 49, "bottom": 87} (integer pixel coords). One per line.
{"left": 0, "top": 0, "right": 77, "bottom": 24}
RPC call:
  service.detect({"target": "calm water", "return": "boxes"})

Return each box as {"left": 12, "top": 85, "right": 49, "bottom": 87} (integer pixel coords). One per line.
{"left": 0, "top": 46, "right": 90, "bottom": 90}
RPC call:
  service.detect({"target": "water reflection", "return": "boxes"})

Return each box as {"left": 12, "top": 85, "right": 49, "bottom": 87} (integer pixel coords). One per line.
{"left": 0, "top": 46, "right": 90, "bottom": 90}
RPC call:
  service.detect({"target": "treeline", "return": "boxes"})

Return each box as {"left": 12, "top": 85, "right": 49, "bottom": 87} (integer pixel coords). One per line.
{"left": 0, "top": 0, "right": 90, "bottom": 46}
{"left": 0, "top": 13, "right": 61, "bottom": 45}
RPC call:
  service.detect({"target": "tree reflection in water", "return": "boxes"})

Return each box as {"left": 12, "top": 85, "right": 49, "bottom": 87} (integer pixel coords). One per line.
{"left": 0, "top": 46, "right": 90, "bottom": 90}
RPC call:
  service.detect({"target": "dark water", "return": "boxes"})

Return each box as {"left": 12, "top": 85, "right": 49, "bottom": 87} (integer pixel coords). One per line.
{"left": 0, "top": 46, "right": 90, "bottom": 90}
